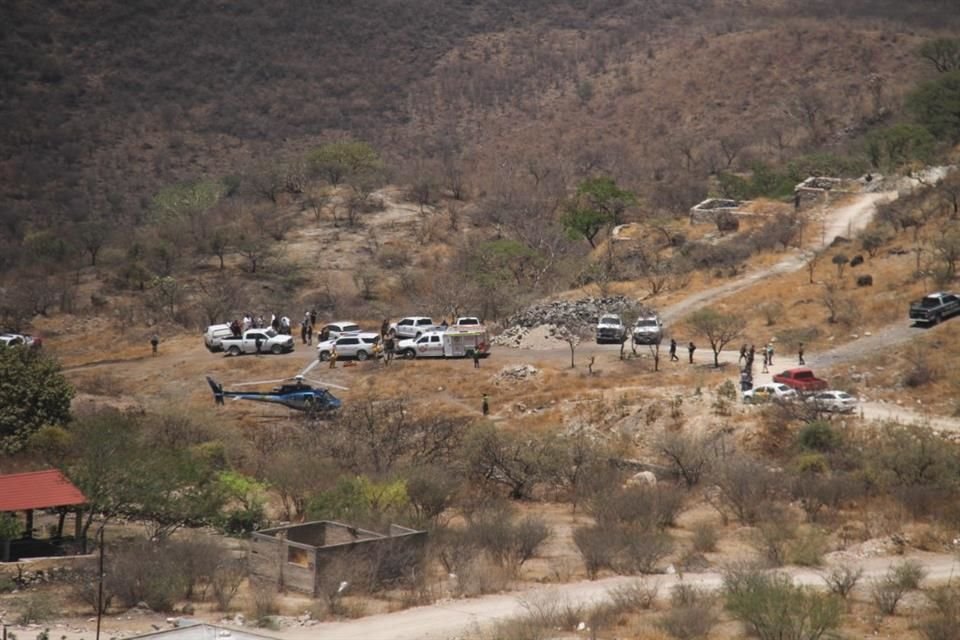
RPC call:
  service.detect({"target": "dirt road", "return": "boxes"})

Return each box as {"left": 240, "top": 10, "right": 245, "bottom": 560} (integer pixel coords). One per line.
{"left": 272, "top": 552, "right": 957, "bottom": 640}
{"left": 660, "top": 192, "right": 896, "bottom": 325}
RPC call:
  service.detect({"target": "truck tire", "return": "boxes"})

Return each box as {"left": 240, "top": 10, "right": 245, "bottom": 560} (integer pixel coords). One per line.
{"left": 402, "top": 349, "right": 416, "bottom": 359}
{"left": 319, "top": 351, "right": 330, "bottom": 361}
{"left": 271, "top": 344, "right": 283, "bottom": 354}
{"left": 356, "top": 350, "right": 368, "bottom": 361}
{"left": 228, "top": 346, "right": 241, "bottom": 357}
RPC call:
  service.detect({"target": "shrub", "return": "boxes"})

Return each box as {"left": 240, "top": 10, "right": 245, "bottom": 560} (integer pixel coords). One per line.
{"left": 607, "top": 580, "right": 659, "bottom": 611}
{"left": 464, "top": 508, "right": 552, "bottom": 572}
{"left": 615, "top": 529, "right": 673, "bottom": 575}
{"left": 788, "top": 528, "right": 828, "bottom": 567}
{"left": 691, "top": 520, "right": 719, "bottom": 553}
{"left": 871, "top": 577, "right": 907, "bottom": 615}
{"left": 211, "top": 557, "right": 247, "bottom": 612}
{"left": 797, "top": 421, "right": 842, "bottom": 453}
{"left": 16, "top": 592, "right": 57, "bottom": 625}
{"left": 891, "top": 559, "right": 927, "bottom": 590}
{"left": 706, "top": 455, "right": 783, "bottom": 525}
{"left": 821, "top": 564, "right": 863, "bottom": 600}
{"left": 749, "top": 515, "right": 797, "bottom": 567}
{"left": 248, "top": 578, "right": 279, "bottom": 624}
{"left": 573, "top": 526, "right": 614, "bottom": 579}
{"left": 589, "top": 484, "right": 685, "bottom": 530}
{"left": 723, "top": 566, "right": 842, "bottom": 640}
{"left": 658, "top": 586, "right": 717, "bottom": 640}
{"left": 108, "top": 540, "right": 188, "bottom": 611}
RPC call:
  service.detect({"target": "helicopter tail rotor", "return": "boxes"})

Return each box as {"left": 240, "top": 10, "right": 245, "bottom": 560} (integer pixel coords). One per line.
{"left": 206, "top": 377, "right": 225, "bottom": 405}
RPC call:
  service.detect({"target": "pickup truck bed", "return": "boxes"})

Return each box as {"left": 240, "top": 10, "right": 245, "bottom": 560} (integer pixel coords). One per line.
{"left": 772, "top": 368, "right": 828, "bottom": 392}
{"left": 909, "top": 292, "right": 960, "bottom": 325}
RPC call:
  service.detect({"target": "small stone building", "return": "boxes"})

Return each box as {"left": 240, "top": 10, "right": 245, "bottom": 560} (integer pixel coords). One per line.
{"left": 249, "top": 521, "right": 427, "bottom": 596}
{"left": 793, "top": 176, "right": 860, "bottom": 210}
{"left": 688, "top": 198, "right": 752, "bottom": 224}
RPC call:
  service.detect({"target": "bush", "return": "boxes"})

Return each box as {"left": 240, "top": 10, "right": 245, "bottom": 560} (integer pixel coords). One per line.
{"left": 871, "top": 577, "right": 907, "bottom": 615}
{"left": 16, "top": 592, "right": 58, "bottom": 624}
{"left": 788, "top": 528, "right": 828, "bottom": 567}
{"left": 211, "top": 557, "right": 247, "bottom": 612}
{"left": 706, "top": 455, "right": 783, "bottom": 525}
{"left": 589, "top": 484, "right": 685, "bottom": 530}
{"left": 615, "top": 529, "right": 673, "bottom": 575}
{"left": 723, "top": 566, "right": 842, "bottom": 640}
{"left": 573, "top": 526, "right": 614, "bottom": 579}
{"left": 108, "top": 540, "right": 188, "bottom": 611}
{"left": 464, "top": 508, "right": 551, "bottom": 572}
{"left": 821, "top": 563, "right": 863, "bottom": 600}
{"left": 658, "top": 586, "right": 717, "bottom": 640}
{"left": 797, "top": 421, "right": 842, "bottom": 453}
{"left": 691, "top": 520, "right": 719, "bottom": 553}
{"left": 607, "top": 579, "right": 659, "bottom": 611}
{"left": 749, "top": 515, "right": 797, "bottom": 567}
{"left": 891, "top": 559, "right": 927, "bottom": 590}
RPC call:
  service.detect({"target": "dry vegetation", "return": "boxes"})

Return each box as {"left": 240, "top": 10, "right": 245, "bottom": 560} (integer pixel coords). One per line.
{"left": 5, "top": 2, "right": 960, "bottom": 639}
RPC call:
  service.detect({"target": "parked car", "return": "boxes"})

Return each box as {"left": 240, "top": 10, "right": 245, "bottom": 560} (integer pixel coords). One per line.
{"left": 596, "top": 314, "right": 627, "bottom": 344}
{"left": 631, "top": 314, "right": 663, "bottom": 345}
{"left": 391, "top": 316, "right": 436, "bottom": 339}
{"left": 772, "top": 367, "right": 828, "bottom": 392}
{"left": 203, "top": 323, "right": 234, "bottom": 352}
{"left": 319, "top": 321, "right": 362, "bottom": 340}
{"left": 806, "top": 390, "right": 858, "bottom": 413}
{"left": 219, "top": 329, "right": 295, "bottom": 356}
{"left": 317, "top": 332, "right": 380, "bottom": 361}
{"left": 909, "top": 291, "right": 960, "bottom": 325}
{"left": 0, "top": 333, "right": 40, "bottom": 349}
{"left": 454, "top": 316, "right": 482, "bottom": 327}
{"left": 743, "top": 383, "right": 798, "bottom": 404}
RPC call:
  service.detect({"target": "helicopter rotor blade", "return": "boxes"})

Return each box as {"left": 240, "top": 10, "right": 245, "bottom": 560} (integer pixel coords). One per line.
{"left": 231, "top": 378, "right": 289, "bottom": 387}
{"left": 298, "top": 359, "right": 321, "bottom": 378}
{"left": 303, "top": 377, "right": 349, "bottom": 391}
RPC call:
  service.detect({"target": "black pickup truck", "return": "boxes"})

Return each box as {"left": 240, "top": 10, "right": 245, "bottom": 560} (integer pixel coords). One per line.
{"left": 909, "top": 292, "right": 960, "bottom": 325}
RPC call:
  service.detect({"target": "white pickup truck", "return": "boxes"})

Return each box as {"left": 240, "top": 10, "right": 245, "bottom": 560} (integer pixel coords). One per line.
{"left": 596, "top": 314, "right": 627, "bottom": 344}
{"left": 397, "top": 328, "right": 490, "bottom": 359}
{"left": 219, "top": 329, "right": 294, "bottom": 356}
{"left": 631, "top": 314, "right": 663, "bottom": 345}
{"left": 390, "top": 316, "right": 437, "bottom": 339}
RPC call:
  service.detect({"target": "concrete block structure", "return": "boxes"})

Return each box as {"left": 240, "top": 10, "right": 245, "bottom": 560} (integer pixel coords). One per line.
{"left": 688, "top": 198, "right": 752, "bottom": 224}
{"left": 249, "top": 521, "right": 427, "bottom": 596}
{"left": 793, "top": 176, "right": 860, "bottom": 210}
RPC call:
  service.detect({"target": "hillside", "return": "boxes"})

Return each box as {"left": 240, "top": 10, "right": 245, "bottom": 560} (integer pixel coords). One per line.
{"left": 1, "top": 0, "right": 956, "bottom": 261}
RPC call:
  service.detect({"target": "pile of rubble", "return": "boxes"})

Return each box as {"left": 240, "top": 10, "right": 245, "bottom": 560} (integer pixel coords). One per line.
{"left": 502, "top": 295, "right": 640, "bottom": 329}
{"left": 492, "top": 296, "right": 649, "bottom": 349}
{"left": 495, "top": 364, "right": 540, "bottom": 383}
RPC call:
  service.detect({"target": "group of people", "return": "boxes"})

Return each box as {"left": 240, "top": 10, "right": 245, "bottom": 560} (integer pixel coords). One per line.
{"left": 666, "top": 338, "right": 698, "bottom": 363}
{"left": 226, "top": 311, "right": 321, "bottom": 344}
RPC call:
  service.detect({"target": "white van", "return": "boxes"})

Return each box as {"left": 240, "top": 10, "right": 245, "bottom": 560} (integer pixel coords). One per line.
{"left": 204, "top": 323, "right": 234, "bottom": 352}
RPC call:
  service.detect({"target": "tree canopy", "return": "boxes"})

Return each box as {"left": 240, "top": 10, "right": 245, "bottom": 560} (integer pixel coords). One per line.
{"left": 307, "top": 140, "right": 383, "bottom": 186}
{"left": 907, "top": 70, "right": 960, "bottom": 143}
{"left": 688, "top": 308, "right": 746, "bottom": 367}
{"left": 0, "top": 347, "right": 73, "bottom": 454}
{"left": 562, "top": 176, "right": 636, "bottom": 248}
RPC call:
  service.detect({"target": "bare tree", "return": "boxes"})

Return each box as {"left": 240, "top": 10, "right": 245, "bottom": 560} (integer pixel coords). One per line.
{"left": 551, "top": 321, "right": 592, "bottom": 368}
{"left": 688, "top": 308, "right": 746, "bottom": 367}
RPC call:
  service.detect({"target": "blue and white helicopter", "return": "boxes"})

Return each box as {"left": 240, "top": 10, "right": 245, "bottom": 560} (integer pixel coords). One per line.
{"left": 206, "top": 359, "right": 347, "bottom": 414}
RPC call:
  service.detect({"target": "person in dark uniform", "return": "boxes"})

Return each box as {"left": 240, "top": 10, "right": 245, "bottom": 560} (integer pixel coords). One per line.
{"left": 688, "top": 341, "right": 696, "bottom": 364}
{"left": 669, "top": 339, "right": 679, "bottom": 362}
{"left": 482, "top": 393, "right": 489, "bottom": 416}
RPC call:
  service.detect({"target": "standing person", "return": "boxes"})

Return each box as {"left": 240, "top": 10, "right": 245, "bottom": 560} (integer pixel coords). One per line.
{"left": 748, "top": 344, "right": 756, "bottom": 366}
{"left": 761, "top": 348, "right": 769, "bottom": 373}
{"left": 380, "top": 318, "right": 390, "bottom": 339}
{"left": 242, "top": 315, "right": 252, "bottom": 332}
{"left": 482, "top": 393, "right": 489, "bottom": 416}
{"left": 688, "top": 341, "right": 696, "bottom": 364}
{"left": 669, "top": 339, "right": 679, "bottom": 362}
{"left": 306, "top": 321, "right": 313, "bottom": 345}
{"left": 766, "top": 342, "right": 774, "bottom": 367}
{"left": 310, "top": 310, "right": 317, "bottom": 328}
{"left": 472, "top": 348, "right": 481, "bottom": 368}
{"left": 328, "top": 344, "right": 338, "bottom": 368}
{"left": 255, "top": 334, "right": 263, "bottom": 354}
{"left": 300, "top": 319, "right": 308, "bottom": 344}
{"left": 281, "top": 316, "right": 291, "bottom": 335}
{"left": 798, "top": 342, "right": 805, "bottom": 366}
{"left": 150, "top": 333, "right": 159, "bottom": 355}
{"left": 383, "top": 333, "right": 394, "bottom": 365}
{"left": 740, "top": 368, "right": 752, "bottom": 392}
{"left": 739, "top": 344, "right": 747, "bottom": 364}
{"left": 230, "top": 319, "right": 241, "bottom": 337}
{"left": 270, "top": 313, "right": 278, "bottom": 332}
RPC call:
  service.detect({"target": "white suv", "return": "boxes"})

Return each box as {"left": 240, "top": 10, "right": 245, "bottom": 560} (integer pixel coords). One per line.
{"left": 319, "top": 321, "right": 362, "bottom": 340}
{"left": 317, "top": 332, "right": 380, "bottom": 361}
{"left": 390, "top": 316, "right": 436, "bottom": 339}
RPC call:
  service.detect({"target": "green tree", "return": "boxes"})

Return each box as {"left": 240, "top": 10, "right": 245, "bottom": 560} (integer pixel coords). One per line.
{"left": 865, "top": 124, "right": 935, "bottom": 172}
{"left": 562, "top": 176, "right": 636, "bottom": 248}
{"left": 918, "top": 38, "right": 960, "bottom": 73}
{"left": 907, "top": 70, "right": 960, "bottom": 143}
{"left": 150, "top": 180, "right": 224, "bottom": 221}
{"left": 307, "top": 140, "right": 383, "bottom": 186}
{"left": 0, "top": 347, "right": 73, "bottom": 454}
{"left": 688, "top": 308, "right": 746, "bottom": 367}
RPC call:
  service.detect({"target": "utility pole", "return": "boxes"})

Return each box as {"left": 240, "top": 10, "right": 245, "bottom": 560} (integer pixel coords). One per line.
{"left": 96, "top": 526, "right": 105, "bottom": 640}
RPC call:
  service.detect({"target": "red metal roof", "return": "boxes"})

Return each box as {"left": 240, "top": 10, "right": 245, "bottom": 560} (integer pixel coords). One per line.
{"left": 0, "top": 470, "right": 86, "bottom": 511}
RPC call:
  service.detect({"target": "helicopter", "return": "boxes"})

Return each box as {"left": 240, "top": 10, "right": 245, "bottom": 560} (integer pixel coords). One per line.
{"left": 206, "top": 359, "right": 348, "bottom": 413}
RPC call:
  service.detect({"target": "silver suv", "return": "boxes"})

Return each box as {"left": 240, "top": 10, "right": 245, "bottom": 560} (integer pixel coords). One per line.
{"left": 317, "top": 332, "right": 380, "bottom": 361}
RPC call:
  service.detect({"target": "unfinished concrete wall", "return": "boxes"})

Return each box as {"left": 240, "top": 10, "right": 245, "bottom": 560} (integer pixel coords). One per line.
{"left": 250, "top": 521, "right": 427, "bottom": 597}
{"left": 689, "top": 198, "right": 755, "bottom": 224}
{"left": 794, "top": 176, "right": 860, "bottom": 211}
